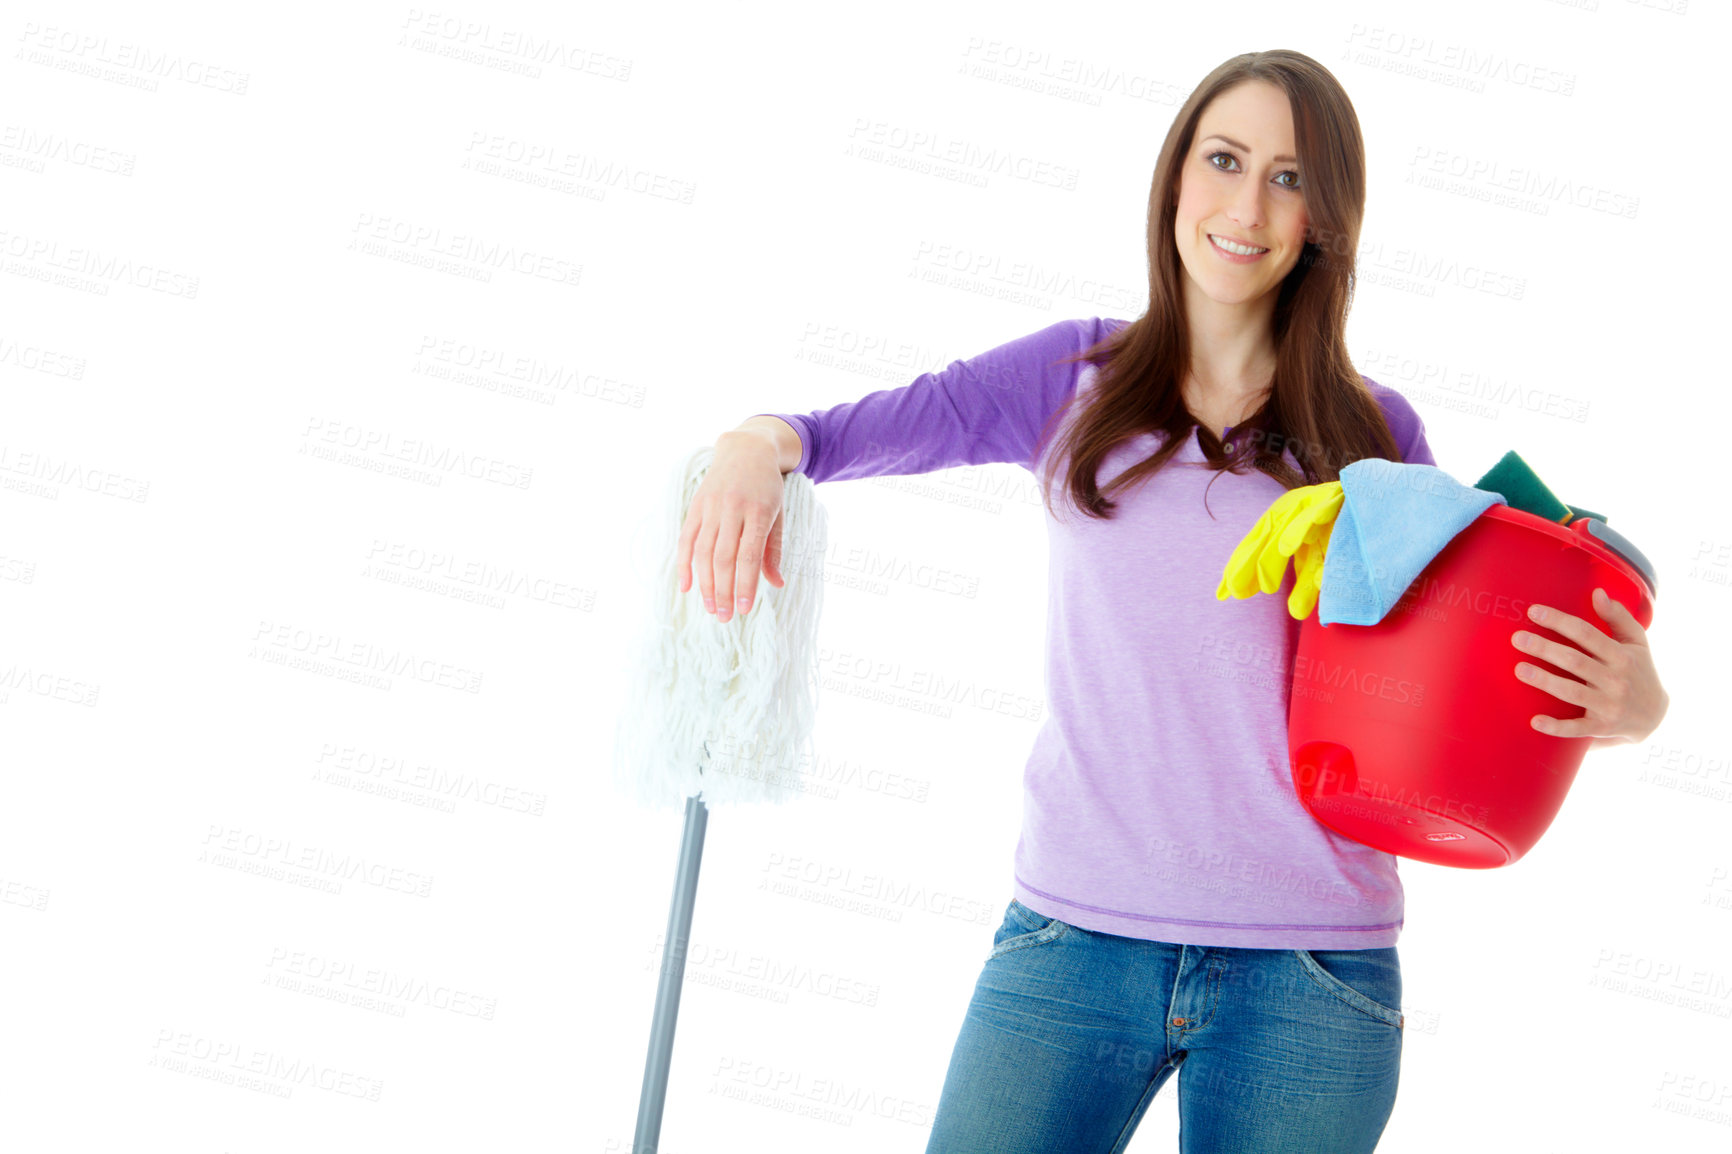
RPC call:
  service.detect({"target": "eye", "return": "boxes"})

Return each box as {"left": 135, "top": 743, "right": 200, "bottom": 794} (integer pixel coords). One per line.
{"left": 1207, "top": 150, "right": 1302, "bottom": 191}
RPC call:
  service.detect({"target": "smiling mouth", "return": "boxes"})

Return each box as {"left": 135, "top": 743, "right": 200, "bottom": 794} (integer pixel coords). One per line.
{"left": 1209, "top": 234, "right": 1269, "bottom": 256}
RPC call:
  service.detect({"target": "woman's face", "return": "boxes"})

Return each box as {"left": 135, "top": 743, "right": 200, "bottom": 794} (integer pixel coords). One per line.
{"left": 1174, "top": 80, "right": 1312, "bottom": 309}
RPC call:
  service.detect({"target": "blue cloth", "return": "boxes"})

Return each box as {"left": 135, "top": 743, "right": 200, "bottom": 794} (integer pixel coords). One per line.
{"left": 1319, "top": 458, "right": 1506, "bottom": 626}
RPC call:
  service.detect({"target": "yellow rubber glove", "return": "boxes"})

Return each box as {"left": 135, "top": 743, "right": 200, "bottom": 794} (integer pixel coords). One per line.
{"left": 1283, "top": 484, "right": 1343, "bottom": 618}
{"left": 1290, "top": 538, "right": 1325, "bottom": 619}
{"left": 1216, "top": 482, "right": 1345, "bottom": 619}
{"left": 1216, "top": 484, "right": 1311, "bottom": 600}
{"left": 1277, "top": 483, "right": 1344, "bottom": 558}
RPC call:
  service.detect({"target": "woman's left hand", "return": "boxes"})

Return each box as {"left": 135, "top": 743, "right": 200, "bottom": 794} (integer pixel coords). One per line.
{"left": 1510, "top": 587, "right": 1669, "bottom": 749}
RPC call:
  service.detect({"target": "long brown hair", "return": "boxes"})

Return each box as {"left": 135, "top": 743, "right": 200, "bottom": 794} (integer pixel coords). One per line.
{"left": 1035, "top": 50, "right": 1404, "bottom": 523}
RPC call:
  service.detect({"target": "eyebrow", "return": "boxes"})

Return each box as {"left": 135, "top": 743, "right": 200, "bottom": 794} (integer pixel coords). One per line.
{"left": 1201, "top": 134, "right": 1297, "bottom": 165}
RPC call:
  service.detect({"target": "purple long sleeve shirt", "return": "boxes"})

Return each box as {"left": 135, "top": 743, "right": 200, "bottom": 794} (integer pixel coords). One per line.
{"left": 755, "top": 316, "right": 1437, "bottom": 949}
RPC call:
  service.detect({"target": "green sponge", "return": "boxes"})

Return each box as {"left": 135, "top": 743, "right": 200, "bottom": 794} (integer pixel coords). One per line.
{"left": 1474, "top": 450, "right": 1574, "bottom": 524}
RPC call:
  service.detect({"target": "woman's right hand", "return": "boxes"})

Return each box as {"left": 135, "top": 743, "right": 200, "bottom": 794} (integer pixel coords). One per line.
{"left": 675, "top": 430, "right": 788, "bottom": 623}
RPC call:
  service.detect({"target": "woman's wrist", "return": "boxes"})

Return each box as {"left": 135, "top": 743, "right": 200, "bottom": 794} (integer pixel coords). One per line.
{"left": 721, "top": 416, "right": 802, "bottom": 475}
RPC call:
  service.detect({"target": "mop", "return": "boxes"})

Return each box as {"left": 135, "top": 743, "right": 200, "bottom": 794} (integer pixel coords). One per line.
{"left": 612, "top": 443, "right": 827, "bottom": 1153}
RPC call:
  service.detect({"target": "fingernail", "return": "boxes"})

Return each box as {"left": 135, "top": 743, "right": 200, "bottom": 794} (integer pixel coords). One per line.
{"left": 703, "top": 598, "right": 714, "bottom": 612}
{"left": 737, "top": 596, "right": 751, "bottom": 612}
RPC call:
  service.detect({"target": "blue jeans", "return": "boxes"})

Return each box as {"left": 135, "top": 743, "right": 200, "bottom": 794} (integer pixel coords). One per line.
{"left": 924, "top": 899, "right": 1403, "bottom": 1153}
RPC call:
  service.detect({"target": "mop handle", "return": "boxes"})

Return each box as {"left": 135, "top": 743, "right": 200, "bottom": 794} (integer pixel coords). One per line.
{"left": 633, "top": 791, "right": 709, "bottom": 1154}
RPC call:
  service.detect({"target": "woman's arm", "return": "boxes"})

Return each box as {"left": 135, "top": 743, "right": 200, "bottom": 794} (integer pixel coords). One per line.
{"left": 724, "top": 415, "right": 804, "bottom": 475}
{"left": 746, "top": 316, "right": 1114, "bottom": 485}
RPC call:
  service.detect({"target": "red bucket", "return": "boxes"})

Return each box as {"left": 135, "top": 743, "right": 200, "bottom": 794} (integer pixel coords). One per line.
{"left": 1288, "top": 506, "right": 1656, "bottom": 868}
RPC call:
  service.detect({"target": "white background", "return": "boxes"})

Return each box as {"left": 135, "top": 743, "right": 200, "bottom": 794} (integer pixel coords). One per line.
{"left": 4, "top": 1, "right": 1729, "bottom": 1151}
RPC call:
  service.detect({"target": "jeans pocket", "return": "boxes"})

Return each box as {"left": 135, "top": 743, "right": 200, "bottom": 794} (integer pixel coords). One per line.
{"left": 988, "top": 898, "right": 1069, "bottom": 960}
{"left": 1292, "top": 947, "right": 1405, "bottom": 1030}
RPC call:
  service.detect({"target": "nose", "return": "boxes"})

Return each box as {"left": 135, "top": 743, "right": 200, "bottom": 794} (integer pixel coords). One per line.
{"left": 1227, "top": 177, "right": 1266, "bottom": 231}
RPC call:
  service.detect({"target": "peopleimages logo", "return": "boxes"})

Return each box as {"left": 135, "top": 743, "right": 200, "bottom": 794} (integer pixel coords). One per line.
{"left": 1291, "top": 756, "right": 1492, "bottom": 828}
{"left": 1291, "top": 654, "right": 1426, "bottom": 708}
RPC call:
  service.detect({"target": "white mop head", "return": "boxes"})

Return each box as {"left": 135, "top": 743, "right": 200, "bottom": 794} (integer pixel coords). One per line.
{"left": 613, "top": 444, "right": 827, "bottom": 810}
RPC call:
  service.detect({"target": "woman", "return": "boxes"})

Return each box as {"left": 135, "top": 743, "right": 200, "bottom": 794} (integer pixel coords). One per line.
{"left": 675, "top": 50, "right": 1667, "bottom": 1153}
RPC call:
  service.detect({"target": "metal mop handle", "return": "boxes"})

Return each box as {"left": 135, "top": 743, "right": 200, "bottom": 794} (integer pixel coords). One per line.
{"left": 633, "top": 789, "right": 709, "bottom": 1153}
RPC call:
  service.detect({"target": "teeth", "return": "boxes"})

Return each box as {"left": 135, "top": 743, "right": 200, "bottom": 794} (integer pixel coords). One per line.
{"left": 1211, "top": 234, "right": 1266, "bottom": 256}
